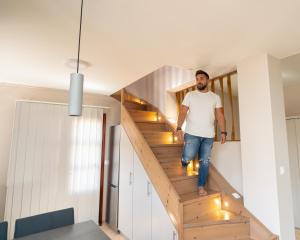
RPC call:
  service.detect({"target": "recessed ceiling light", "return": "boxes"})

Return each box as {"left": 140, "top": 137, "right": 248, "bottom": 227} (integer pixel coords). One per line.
{"left": 65, "top": 58, "right": 91, "bottom": 70}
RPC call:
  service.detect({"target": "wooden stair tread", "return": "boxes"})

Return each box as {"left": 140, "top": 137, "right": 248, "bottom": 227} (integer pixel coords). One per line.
{"left": 180, "top": 190, "right": 220, "bottom": 203}
{"left": 150, "top": 143, "right": 183, "bottom": 147}
{"left": 135, "top": 121, "right": 165, "bottom": 124}
{"left": 184, "top": 210, "right": 249, "bottom": 229}
{"left": 128, "top": 109, "right": 157, "bottom": 114}
{"left": 170, "top": 171, "right": 198, "bottom": 181}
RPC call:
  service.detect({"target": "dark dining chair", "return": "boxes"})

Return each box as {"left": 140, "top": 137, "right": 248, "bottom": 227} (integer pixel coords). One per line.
{"left": 14, "top": 208, "right": 74, "bottom": 238}
{"left": 0, "top": 221, "right": 8, "bottom": 240}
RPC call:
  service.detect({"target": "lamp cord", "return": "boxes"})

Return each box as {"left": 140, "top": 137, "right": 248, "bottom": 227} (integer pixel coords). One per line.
{"left": 77, "top": 0, "right": 84, "bottom": 74}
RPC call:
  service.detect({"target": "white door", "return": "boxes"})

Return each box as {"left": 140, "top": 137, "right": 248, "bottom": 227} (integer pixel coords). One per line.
{"left": 132, "top": 151, "right": 152, "bottom": 240}
{"left": 151, "top": 186, "right": 178, "bottom": 240}
{"left": 118, "top": 127, "right": 134, "bottom": 239}
{"left": 286, "top": 119, "right": 300, "bottom": 228}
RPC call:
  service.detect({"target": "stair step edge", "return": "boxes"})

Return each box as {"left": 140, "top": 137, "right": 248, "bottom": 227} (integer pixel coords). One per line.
{"left": 170, "top": 172, "right": 198, "bottom": 181}
{"left": 184, "top": 216, "right": 250, "bottom": 229}
{"left": 180, "top": 191, "right": 221, "bottom": 204}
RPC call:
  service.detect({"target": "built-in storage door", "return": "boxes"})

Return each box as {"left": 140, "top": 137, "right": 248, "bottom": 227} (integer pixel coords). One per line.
{"left": 152, "top": 186, "right": 178, "bottom": 240}
{"left": 118, "top": 127, "right": 134, "bottom": 238}
{"left": 286, "top": 119, "right": 300, "bottom": 228}
{"left": 132, "top": 151, "right": 152, "bottom": 240}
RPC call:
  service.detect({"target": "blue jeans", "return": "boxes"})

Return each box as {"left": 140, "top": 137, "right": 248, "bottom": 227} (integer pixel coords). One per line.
{"left": 181, "top": 133, "right": 214, "bottom": 187}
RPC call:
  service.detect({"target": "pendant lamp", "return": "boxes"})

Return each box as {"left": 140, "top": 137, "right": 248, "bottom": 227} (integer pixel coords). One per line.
{"left": 69, "top": 0, "right": 84, "bottom": 116}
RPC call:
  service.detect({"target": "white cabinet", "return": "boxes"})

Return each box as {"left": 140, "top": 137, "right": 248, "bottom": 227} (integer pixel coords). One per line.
{"left": 132, "top": 151, "right": 152, "bottom": 240}
{"left": 152, "top": 186, "right": 178, "bottom": 240}
{"left": 118, "top": 127, "right": 134, "bottom": 239}
{"left": 118, "top": 127, "right": 178, "bottom": 240}
{"left": 286, "top": 118, "right": 300, "bottom": 228}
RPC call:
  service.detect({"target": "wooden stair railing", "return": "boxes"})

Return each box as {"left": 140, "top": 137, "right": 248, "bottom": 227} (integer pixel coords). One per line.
{"left": 118, "top": 89, "right": 278, "bottom": 240}
{"left": 120, "top": 91, "right": 184, "bottom": 239}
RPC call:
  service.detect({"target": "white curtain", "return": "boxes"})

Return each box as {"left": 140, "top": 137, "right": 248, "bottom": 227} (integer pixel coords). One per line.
{"left": 4, "top": 101, "right": 103, "bottom": 239}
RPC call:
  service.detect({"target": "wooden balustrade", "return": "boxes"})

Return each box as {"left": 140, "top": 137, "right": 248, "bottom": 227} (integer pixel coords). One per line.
{"left": 175, "top": 71, "right": 239, "bottom": 141}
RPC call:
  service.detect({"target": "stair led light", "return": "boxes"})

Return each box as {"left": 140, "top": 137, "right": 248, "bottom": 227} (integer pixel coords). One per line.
{"left": 232, "top": 192, "right": 241, "bottom": 199}
{"left": 224, "top": 212, "right": 230, "bottom": 221}
{"left": 214, "top": 198, "right": 221, "bottom": 206}
{"left": 224, "top": 201, "right": 229, "bottom": 207}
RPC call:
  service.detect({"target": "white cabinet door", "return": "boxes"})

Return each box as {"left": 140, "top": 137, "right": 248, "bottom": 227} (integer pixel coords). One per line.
{"left": 286, "top": 119, "right": 300, "bottom": 228}
{"left": 132, "top": 151, "right": 152, "bottom": 240}
{"left": 151, "top": 186, "right": 178, "bottom": 240}
{"left": 118, "top": 127, "right": 134, "bottom": 239}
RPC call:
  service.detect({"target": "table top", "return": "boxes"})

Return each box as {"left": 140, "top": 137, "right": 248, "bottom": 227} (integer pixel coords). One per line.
{"left": 14, "top": 220, "right": 111, "bottom": 240}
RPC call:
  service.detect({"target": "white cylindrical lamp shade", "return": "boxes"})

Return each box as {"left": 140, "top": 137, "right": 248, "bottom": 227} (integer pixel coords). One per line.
{"left": 69, "top": 73, "right": 84, "bottom": 116}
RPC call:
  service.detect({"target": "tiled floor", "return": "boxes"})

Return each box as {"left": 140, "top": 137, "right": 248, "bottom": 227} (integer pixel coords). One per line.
{"left": 100, "top": 223, "right": 127, "bottom": 240}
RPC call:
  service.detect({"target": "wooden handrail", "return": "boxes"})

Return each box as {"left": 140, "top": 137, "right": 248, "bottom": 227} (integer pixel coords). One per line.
{"left": 120, "top": 102, "right": 184, "bottom": 239}
{"left": 175, "top": 71, "right": 239, "bottom": 141}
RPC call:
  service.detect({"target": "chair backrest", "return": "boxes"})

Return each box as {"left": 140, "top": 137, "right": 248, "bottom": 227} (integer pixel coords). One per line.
{"left": 14, "top": 208, "right": 74, "bottom": 238}
{"left": 0, "top": 221, "right": 8, "bottom": 240}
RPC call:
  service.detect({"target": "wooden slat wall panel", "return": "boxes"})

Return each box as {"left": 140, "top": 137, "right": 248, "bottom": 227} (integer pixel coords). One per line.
{"left": 5, "top": 102, "right": 103, "bottom": 239}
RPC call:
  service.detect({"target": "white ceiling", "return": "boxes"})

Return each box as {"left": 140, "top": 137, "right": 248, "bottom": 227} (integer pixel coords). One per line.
{"left": 1, "top": 0, "right": 300, "bottom": 95}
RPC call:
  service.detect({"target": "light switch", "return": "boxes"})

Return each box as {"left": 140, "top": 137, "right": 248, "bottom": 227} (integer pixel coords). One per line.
{"left": 279, "top": 166, "right": 285, "bottom": 175}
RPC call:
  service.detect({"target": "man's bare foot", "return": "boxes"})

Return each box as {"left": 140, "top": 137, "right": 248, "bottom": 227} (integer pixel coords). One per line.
{"left": 198, "top": 187, "right": 207, "bottom": 196}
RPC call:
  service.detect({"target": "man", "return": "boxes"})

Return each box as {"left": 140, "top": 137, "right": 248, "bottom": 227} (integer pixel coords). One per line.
{"left": 175, "top": 70, "right": 226, "bottom": 196}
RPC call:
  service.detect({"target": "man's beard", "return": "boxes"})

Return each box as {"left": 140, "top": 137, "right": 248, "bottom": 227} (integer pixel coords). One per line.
{"left": 197, "top": 83, "right": 207, "bottom": 91}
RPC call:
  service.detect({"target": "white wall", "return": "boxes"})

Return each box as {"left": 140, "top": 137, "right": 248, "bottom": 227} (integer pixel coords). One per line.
{"left": 0, "top": 83, "right": 120, "bottom": 221}
{"left": 126, "top": 65, "right": 194, "bottom": 121}
{"left": 237, "top": 54, "right": 295, "bottom": 239}
{"left": 284, "top": 83, "right": 300, "bottom": 116}
{"left": 211, "top": 142, "right": 243, "bottom": 194}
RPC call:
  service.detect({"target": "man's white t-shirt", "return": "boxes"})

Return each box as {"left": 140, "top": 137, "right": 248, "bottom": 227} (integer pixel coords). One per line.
{"left": 182, "top": 90, "right": 222, "bottom": 138}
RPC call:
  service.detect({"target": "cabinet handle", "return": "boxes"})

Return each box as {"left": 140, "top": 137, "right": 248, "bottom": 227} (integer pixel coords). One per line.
{"left": 172, "top": 231, "right": 177, "bottom": 240}
{"left": 129, "top": 172, "right": 133, "bottom": 185}
{"left": 147, "top": 181, "right": 151, "bottom": 196}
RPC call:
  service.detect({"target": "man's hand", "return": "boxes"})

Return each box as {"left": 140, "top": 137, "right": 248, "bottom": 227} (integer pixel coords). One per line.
{"left": 175, "top": 129, "right": 184, "bottom": 142}
{"left": 220, "top": 133, "right": 226, "bottom": 144}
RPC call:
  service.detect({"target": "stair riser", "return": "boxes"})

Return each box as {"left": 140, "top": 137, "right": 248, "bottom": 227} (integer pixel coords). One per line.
{"left": 137, "top": 122, "right": 168, "bottom": 132}
{"left": 183, "top": 196, "right": 222, "bottom": 223}
{"left": 184, "top": 222, "right": 250, "bottom": 240}
{"left": 152, "top": 146, "right": 183, "bottom": 161}
{"left": 172, "top": 177, "right": 198, "bottom": 195}
{"left": 143, "top": 132, "right": 174, "bottom": 145}
{"left": 124, "top": 101, "right": 147, "bottom": 111}
{"left": 129, "top": 111, "right": 159, "bottom": 122}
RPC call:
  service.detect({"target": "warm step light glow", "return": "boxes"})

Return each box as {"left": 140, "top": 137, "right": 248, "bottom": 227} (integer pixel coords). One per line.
{"left": 224, "top": 212, "right": 230, "bottom": 221}
{"left": 214, "top": 198, "right": 221, "bottom": 206}
{"left": 187, "top": 161, "right": 194, "bottom": 172}
{"left": 224, "top": 201, "right": 229, "bottom": 207}
{"left": 195, "top": 163, "right": 199, "bottom": 169}
{"left": 174, "top": 136, "right": 178, "bottom": 142}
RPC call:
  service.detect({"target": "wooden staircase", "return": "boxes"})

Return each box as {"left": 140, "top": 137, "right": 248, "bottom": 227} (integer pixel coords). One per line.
{"left": 118, "top": 91, "right": 277, "bottom": 240}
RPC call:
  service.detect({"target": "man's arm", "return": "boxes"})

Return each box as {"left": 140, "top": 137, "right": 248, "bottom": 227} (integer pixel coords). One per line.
{"left": 215, "top": 107, "right": 226, "bottom": 144}
{"left": 177, "top": 105, "right": 189, "bottom": 129}
{"left": 175, "top": 105, "right": 189, "bottom": 141}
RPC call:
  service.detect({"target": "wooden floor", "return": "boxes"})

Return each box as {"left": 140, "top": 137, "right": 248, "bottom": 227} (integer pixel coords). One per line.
{"left": 99, "top": 223, "right": 127, "bottom": 240}
{"left": 100, "top": 224, "right": 300, "bottom": 240}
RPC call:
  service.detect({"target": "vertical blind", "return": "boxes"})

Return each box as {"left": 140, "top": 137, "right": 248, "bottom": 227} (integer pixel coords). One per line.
{"left": 5, "top": 101, "right": 103, "bottom": 238}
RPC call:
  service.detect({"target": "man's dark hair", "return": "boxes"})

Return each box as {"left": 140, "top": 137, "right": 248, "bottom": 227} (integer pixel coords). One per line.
{"left": 195, "top": 70, "right": 209, "bottom": 79}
